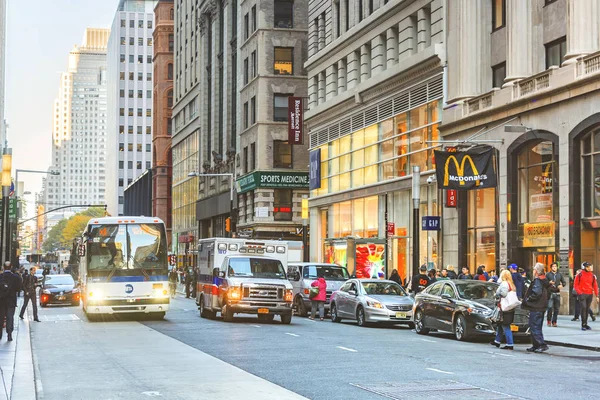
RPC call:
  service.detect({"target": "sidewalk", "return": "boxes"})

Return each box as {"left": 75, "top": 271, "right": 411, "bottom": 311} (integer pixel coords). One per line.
{"left": 0, "top": 298, "right": 36, "bottom": 400}
{"left": 543, "top": 315, "right": 600, "bottom": 351}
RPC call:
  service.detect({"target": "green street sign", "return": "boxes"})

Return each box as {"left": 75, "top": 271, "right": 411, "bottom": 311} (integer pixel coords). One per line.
{"left": 0, "top": 198, "right": 18, "bottom": 221}
{"left": 236, "top": 171, "right": 309, "bottom": 194}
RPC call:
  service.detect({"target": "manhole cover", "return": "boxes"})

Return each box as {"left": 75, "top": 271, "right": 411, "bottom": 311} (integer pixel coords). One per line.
{"left": 350, "top": 380, "right": 521, "bottom": 400}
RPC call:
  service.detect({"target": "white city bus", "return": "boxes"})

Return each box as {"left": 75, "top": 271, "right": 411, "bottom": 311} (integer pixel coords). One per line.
{"left": 78, "top": 217, "right": 170, "bottom": 319}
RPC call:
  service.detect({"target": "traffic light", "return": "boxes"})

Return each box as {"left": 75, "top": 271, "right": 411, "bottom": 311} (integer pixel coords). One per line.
{"left": 225, "top": 217, "right": 231, "bottom": 232}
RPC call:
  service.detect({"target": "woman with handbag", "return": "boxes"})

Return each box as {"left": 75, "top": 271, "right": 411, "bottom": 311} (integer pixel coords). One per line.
{"left": 490, "top": 270, "right": 520, "bottom": 350}
{"left": 309, "top": 275, "right": 327, "bottom": 321}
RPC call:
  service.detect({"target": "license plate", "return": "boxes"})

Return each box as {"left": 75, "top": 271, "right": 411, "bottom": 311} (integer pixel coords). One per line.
{"left": 510, "top": 324, "right": 519, "bottom": 332}
{"left": 395, "top": 312, "right": 407, "bottom": 319}
{"left": 258, "top": 308, "right": 269, "bottom": 314}
{"left": 57, "top": 296, "right": 65, "bottom": 300}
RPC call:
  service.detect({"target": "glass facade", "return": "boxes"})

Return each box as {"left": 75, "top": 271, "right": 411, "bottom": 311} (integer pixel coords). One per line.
{"left": 581, "top": 131, "right": 600, "bottom": 217}
{"left": 312, "top": 101, "right": 441, "bottom": 197}
{"left": 518, "top": 141, "right": 555, "bottom": 224}
{"left": 172, "top": 131, "right": 199, "bottom": 237}
{"left": 467, "top": 188, "right": 496, "bottom": 272}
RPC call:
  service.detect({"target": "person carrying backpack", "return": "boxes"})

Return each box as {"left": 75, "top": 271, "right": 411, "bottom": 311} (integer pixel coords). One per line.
{"left": 0, "top": 262, "right": 22, "bottom": 341}
{"left": 19, "top": 267, "right": 40, "bottom": 322}
{"left": 574, "top": 262, "right": 599, "bottom": 331}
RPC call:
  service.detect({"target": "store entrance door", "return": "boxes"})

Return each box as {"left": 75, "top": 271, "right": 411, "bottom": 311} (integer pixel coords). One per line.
{"left": 530, "top": 251, "right": 556, "bottom": 269}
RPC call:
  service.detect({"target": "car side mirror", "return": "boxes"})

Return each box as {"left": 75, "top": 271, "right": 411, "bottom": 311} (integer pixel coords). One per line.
{"left": 294, "top": 272, "right": 300, "bottom": 281}
{"left": 219, "top": 271, "right": 226, "bottom": 278}
{"left": 441, "top": 293, "right": 453, "bottom": 301}
{"left": 212, "top": 267, "right": 220, "bottom": 277}
{"left": 348, "top": 290, "right": 357, "bottom": 296}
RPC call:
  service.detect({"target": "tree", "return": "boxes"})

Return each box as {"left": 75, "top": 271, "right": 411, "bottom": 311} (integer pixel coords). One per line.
{"left": 42, "top": 219, "right": 68, "bottom": 252}
{"left": 41, "top": 207, "right": 106, "bottom": 250}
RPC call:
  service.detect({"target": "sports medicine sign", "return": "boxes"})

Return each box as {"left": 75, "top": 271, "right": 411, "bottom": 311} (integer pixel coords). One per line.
{"left": 434, "top": 148, "right": 497, "bottom": 190}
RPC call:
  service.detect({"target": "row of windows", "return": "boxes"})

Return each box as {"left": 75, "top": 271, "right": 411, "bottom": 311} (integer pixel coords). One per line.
{"left": 119, "top": 126, "right": 152, "bottom": 135}
{"left": 119, "top": 72, "right": 153, "bottom": 81}
{"left": 120, "top": 54, "right": 154, "bottom": 65}
{"left": 120, "top": 19, "right": 153, "bottom": 29}
{"left": 118, "top": 143, "right": 152, "bottom": 152}
{"left": 120, "top": 37, "right": 154, "bottom": 46}
{"left": 119, "top": 89, "right": 152, "bottom": 99}
{"left": 119, "top": 108, "right": 152, "bottom": 117}
{"left": 118, "top": 160, "right": 151, "bottom": 170}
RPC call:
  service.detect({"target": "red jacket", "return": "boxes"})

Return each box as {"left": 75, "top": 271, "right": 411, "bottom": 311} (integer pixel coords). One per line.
{"left": 310, "top": 277, "right": 327, "bottom": 302}
{"left": 574, "top": 271, "right": 599, "bottom": 296}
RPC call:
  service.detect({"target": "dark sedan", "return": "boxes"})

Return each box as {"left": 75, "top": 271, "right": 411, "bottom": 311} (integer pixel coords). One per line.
{"left": 412, "top": 280, "right": 529, "bottom": 341}
{"left": 40, "top": 274, "right": 81, "bottom": 307}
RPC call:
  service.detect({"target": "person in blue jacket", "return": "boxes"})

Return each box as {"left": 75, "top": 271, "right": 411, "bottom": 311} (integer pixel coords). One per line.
{"left": 509, "top": 263, "right": 525, "bottom": 299}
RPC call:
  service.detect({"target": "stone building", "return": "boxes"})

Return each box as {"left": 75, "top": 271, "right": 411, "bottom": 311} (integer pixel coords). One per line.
{"left": 152, "top": 0, "right": 174, "bottom": 243}
{"left": 306, "top": 0, "right": 444, "bottom": 282}
{"left": 441, "top": 0, "right": 600, "bottom": 314}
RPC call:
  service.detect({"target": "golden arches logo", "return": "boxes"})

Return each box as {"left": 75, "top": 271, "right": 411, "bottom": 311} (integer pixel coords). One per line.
{"left": 443, "top": 155, "right": 480, "bottom": 186}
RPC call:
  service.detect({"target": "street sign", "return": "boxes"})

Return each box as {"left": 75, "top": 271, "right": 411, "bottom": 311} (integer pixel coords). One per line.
{"left": 0, "top": 198, "right": 18, "bottom": 220}
{"left": 446, "top": 189, "right": 457, "bottom": 207}
{"left": 386, "top": 222, "right": 395, "bottom": 237}
{"left": 422, "top": 216, "right": 441, "bottom": 231}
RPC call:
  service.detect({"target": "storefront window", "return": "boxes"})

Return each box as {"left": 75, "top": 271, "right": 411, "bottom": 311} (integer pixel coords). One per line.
{"left": 581, "top": 131, "right": 600, "bottom": 217}
{"left": 467, "top": 188, "right": 496, "bottom": 272}
{"left": 318, "top": 100, "right": 441, "bottom": 195}
{"left": 518, "top": 141, "right": 555, "bottom": 223}
{"left": 331, "top": 196, "right": 378, "bottom": 238}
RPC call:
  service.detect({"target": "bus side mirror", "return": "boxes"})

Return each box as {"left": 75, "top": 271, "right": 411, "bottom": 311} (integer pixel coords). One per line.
{"left": 78, "top": 245, "right": 86, "bottom": 257}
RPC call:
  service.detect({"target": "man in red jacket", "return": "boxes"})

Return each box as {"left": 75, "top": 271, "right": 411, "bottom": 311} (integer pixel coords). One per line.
{"left": 574, "top": 262, "right": 599, "bottom": 331}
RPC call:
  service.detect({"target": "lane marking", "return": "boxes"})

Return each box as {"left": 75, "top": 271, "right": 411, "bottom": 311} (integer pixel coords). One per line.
{"left": 285, "top": 333, "right": 299, "bottom": 337}
{"left": 426, "top": 368, "right": 454, "bottom": 375}
{"left": 251, "top": 325, "right": 261, "bottom": 328}
{"left": 487, "top": 351, "right": 515, "bottom": 358}
{"left": 337, "top": 346, "right": 358, "bottom": 353}
{"left": 421, "top": 339, "right": 437, "bottom": 343}
{"left": 182, "top": 309, "right": 190, "bottom": 312}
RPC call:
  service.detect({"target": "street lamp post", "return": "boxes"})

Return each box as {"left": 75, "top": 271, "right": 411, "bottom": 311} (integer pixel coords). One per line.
{"left": 412, "top": 165, "right": 420, "bottom": 278}
{"left": 1, "top": 148, "right": 11, "bottom": 264}
{"left": 188, "top": 172, "right": 234, "bottom": 237}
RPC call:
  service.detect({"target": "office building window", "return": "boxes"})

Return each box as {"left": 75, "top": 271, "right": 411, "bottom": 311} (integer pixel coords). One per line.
{"left": 545, "top": 36, "right": 566, "bottom": 68}
{"left": 243, "top": 101, "right": 249, "bottom": 129}
{"left": 129, "top": 72, "right": 134, "bottom": 80}
{"left": 129, "top": 37, "right": 135, "bottom": 45}
{"left": 147, "top": 55, "right": 152, "bottom": 63}
{"left": 128, "top": 143, "right": 133, "bottom": 152}
{"left": 169, "top": 34, "right": 174, "bottom": 51}
{"left": 492, "top": 62, "right": 506, "bottom": 88}
{"left": 251, "top": 51, "right": 257, "bottom": 78}
{"left": 128, "top": 90, "right": 134, "bottom": 98}
{"left": 138, "top": 90, "right": 143, "bottom": 98}
{"left": 138, "top": 72, "right": 143, "bottom": 81}
{"left": 137, "top": 126, "right": 143, "bottom": 134}
{"left": 146, "top": 109, "right": 151, "bottom": 117}
{"left": 244, "top": 13, "right": 249, "bottom": 40}
{"left": 138, "top": 20, "right": 144, "bottom": 28}
{"left": 129, "top": 55, "right": 134, "bottom": 63}
{"left": 138, "top": 38, "right": 144, "bottom": 46}
{"left": 251, "top": 5, "right": 257, "bottom": 32}
{"left": 273, "top": 140, "right": 292, "bottom": 168}
{"left": 147, "top": 90, "right": 152, "bottom": 98}
{"left": 251, "top": 96, "right": 256, "bottom": 125}
{"left": 129, "top": 108, "right": 134, "bottom": 117}
{"left": 120, "top": 89, "right": 125, "bottom": 98}
{"left": 244, "top": 58, "right": 249, "bottom": 84}
{"left": 146, "top": 144, "right": 151, "bottom": 152}
{"left": 137, "top": 161, "right": 142, "bottom": 169}
{"left": 243, "top": 146, "right": 248, "bottom": 173}
{"left": 273, "top": 94, "right": 290, "bottom": 121}
{"left": 120, "top": 54, "right": 125, "bottom": 63}
{"left": 119, "top": 143, "right": 124, "bottom": 151}
{"left": 146, "top": 161, "right": 151, "bottom": 169}
{"left": 274, "top": 190, "right": 293, "bottom": 221}
{"left": 130, "top": 20, "right": 135, "bottom": 28}
{"left": 274, "top": 0, "right": 293, "bottom": 28}
{"left": 119, "top": 108, "right": 124, "bottom": 117}
{"left": 148, "top": 20, "right": 153, "bottom": 29}
{"left": 147, "top": 38, "right": 153, "bottom": 46}
{"left": 119, "top": 125, "right": 125, "bottom": 134}
{"left": 128, "top": 125, "right": 133, "bottom": 134}
{"left": 119, "top": 196, "right": 124, "bottom": 205}
{"left": 137, "top": 144, "right": 142, "bottom": 152}
{"left": 147, "top": 126, "right": 152, "bottom": 134}
{"left": 147, "top": 73, "right": 152, "bottom": 81}
{"left": 120, "top": 37, "right": 126, "bottom": 45}
{"left": 128, "top": 161, "right": 133, "bottom": 169}
{"left": 274, "top": 47, "right": 293, "bottom": 75}
{"left": 251, "top": 142, "right": 256, "bottom": 170}
{"left": 121, "top": 19, "right": 126, "bottom": 27}
{"left": 137, "top": 108, "right": 142, "bottom": 117}
{"left": 119, "top": 161, "right": 124, "bottom": 169}
{"left": 492, "top": 0, "right": 505, "bottom": 30}
{"left": 167, "top": 64, "right": 173, "bottom": 80}
{"left": 167, "top": 90, "right": 173, "bottom": 107}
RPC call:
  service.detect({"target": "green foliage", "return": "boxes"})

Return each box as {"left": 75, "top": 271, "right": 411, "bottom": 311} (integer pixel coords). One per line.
{"left": 42, "top": 219, "right": 67, "bottom": 252}
{"left": 42, "top": 207, "right": 105, "bottom": 251}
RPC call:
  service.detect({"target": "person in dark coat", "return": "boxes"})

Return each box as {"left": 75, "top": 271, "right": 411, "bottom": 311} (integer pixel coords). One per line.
{"left": 19, "top": 267, "right": 40, "bottom": 322}
{"left": 446, "top": 265, "right": 457, "bottom": 279}
{"left": 458, "top": 267, "right": 472, "bottom": 280}
{"left": 522, "top": 263, "right": 550, "bottom": 353}
{"left": 0, "top": 262, "right": 23, "bottom": 341}
{"left": 509, "top": 263, "right": 525, "bottom": 299}
{"left": 184, "top": 268, "right": 193, "bottom": 298}
{"left": 389, "top": 269, "right": 402, "bottom": 285}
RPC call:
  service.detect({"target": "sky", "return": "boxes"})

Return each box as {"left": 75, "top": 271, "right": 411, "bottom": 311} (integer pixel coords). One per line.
{"left": 5, "top": 0, "right": 118, "bottom": 215}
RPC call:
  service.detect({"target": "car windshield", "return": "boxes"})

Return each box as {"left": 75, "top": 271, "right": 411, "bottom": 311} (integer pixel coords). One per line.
{"left": 44, "top": 275, "right": 74, "bottom": 285}
{"left": 302, "top": 265, "right": 349, "bottom": 281}
{"left": 454, "top": 282, "right": 498, "bottom": 301}
{"left": 361, "top": 282, "right": 407, "bottom": 296}
{"left": 228, "top": 258, "right": 286, "bottom": 279}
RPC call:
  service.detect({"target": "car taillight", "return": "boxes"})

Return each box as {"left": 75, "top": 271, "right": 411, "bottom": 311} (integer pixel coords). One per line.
{"left": 304, "top": 289, "right": 309, "bottom": 295}
{"left": 41, "top": 294, "right": 49, "bottom": 302}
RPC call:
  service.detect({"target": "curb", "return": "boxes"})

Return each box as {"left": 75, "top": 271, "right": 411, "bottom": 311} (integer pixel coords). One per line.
{"left": 545, "top": 340, "right": 600, "bottom": 352}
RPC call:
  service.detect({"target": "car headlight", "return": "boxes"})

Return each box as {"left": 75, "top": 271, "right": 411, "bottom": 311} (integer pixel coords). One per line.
{"left": 42, "top": 289, "right": 51, "bottom": 295}
{"left": 228, "top": 287, "right": 241, "bottom": 300}
{"left": 469, "top": 307, "right": 491, "bottom": 316}
{"left": 366, "top": 300, "right": 384, "bottom": 309}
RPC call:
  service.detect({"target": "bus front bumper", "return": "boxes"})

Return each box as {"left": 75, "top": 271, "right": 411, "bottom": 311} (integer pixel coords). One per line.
{"left": 85, "top": 299, "right": 169, "bottom": 314}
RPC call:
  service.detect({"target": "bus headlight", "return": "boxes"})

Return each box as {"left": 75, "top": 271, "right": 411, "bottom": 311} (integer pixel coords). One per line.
{"left": 153, "top": 289, "right": 169, "bottom": 298}
{"left": 88, "top": 290, "right": 103, "bottom": 299}
{"left": 228, "top": 287, "right": 241, "bottom": 300}
{"left": 285, "top": 290, "right": 293, "bottom": 302}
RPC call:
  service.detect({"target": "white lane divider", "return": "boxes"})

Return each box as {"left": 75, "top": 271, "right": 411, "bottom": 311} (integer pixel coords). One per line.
{"left": 487, "top": 351, "right": 515, "bottom": 358}
{"left": 337, "top": 346, "right": 358, "bottom": 353}
{"left": 285, "top": 333, "right": 299, "bottom": 337}
{"left": 251, "top": 325, "right": 261, "bottom": 328}
{"left": 421, "top": 339, "right": 437, "bottom": 343}
{"left": 426, "top": 368, "right": 454, "bottom": 375}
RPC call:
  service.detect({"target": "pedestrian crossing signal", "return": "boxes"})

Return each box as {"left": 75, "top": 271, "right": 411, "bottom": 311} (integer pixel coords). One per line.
{"left": 225, "top": 217, "right": 231, "bottom": 232}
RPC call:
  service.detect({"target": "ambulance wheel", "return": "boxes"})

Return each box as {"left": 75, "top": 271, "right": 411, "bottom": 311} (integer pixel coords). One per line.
{"left": 222, "top": 306, "right": 234, "bottom": 322}
{"left": 280, "top": 314, "right": 292, "bottom": 325}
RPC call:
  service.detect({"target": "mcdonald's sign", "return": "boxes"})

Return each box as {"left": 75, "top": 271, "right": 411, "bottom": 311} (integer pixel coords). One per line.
{"left": 434, "top": 148, "right": 497, "bottom": 190}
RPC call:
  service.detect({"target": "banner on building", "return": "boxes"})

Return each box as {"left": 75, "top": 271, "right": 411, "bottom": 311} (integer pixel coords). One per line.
{"left": 309, "top": 148, "right": 321, "bottom": 190}
{"left": 434, "top": 147, "right": 497, "bottom": 190}
{"left": 288, "top": 97, "right": 303, "bottom": 145}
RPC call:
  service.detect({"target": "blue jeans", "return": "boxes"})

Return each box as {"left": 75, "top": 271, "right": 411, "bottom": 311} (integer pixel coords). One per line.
{"left": 495, "top": 324, "right": 514, "bottom": 346}
{"left": 529, "top": 311, "right": 546, "bottom": 348}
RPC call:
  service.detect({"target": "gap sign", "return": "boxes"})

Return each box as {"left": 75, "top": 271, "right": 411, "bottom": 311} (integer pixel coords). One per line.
{"left": 288, "top": 97, "right": 303, "bottom": 145}
{"left": 422, "top": 216, "right": 441, "bottom": 231}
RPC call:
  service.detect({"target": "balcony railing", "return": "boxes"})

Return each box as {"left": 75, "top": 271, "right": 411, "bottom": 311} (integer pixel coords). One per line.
{"left": 576, "top": 51, "right": 600, "bottom": 78}
{"left": 512, "top": 69, "right": 553, "bottom": 100}
{"left": 463, "top": 91, "right": 495, "bottom": 116}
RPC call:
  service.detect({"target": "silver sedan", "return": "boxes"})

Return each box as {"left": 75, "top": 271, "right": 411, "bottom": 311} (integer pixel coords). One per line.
{"left": 329, "top": 279, "right": 414, "bottom": 327}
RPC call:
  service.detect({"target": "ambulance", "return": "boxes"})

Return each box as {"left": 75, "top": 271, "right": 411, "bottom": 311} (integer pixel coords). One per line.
{"left": 195, "top": 238, "right": 294, "bottom": 324}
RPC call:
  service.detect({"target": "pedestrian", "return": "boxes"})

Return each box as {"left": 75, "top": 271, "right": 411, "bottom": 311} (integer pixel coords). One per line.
{"left": 573, "top": 261, "right": 599, "bottom": 331}
{"left": 509, "top": 264, "right": 525, "bottom": 299}
{"left": 19, "top": 267, "right": 40, "bottom": 322}
{"left": 389, "top": 269, "right": 401, "bottom": 285}
{"left": 168, "top": 268, "right": 178, "bottom": 298}
{"left": 491, "top": 270, "right": 517, "bottom": 350}
{"left": 438, "top": 268, "right": 450, "bottom": 280}
{"left": 446, "top": 265, "right": 457, "bottom": 279}
{"left": 474, "top": 265, "right": 487, "bottom": 281}
{"left": 191, "top": 267, "right": 199, "bottom": 298}
{"left": 17, "top": 268, "right": 27, "bottom": 298}
{"left": 184, "top": 267, "right": 193, "bottom": 298}
{"left": 410, "top": 265, "right": 430, "bottom": 294}
{"left": 428, "top": 269, "right": 437, "bottom": 285}
{"left": 571, "top": 267, "right": 595, "bottom": 321}
{"left": 546, "top": 262, "right": 565, "bottom": 327}
{"left": 309, "top": 274, "right": 327, "bottom": 321}
{"left": 522, "top": 262, "right": 550, "bottom": 353}
{"left": 458, "top": 267, "right": 472, "bottom": 280}
{"left": 0, "top": 262, "right": 22, "bottom": 341}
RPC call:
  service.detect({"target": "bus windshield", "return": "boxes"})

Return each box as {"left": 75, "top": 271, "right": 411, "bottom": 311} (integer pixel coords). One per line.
{"left": 87, "top": 224, "right": 167, "bottom": 272}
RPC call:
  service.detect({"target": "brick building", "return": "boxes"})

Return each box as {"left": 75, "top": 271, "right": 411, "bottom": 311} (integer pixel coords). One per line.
{"left": 152, "top": 0, "right": 174, "bottom": 244}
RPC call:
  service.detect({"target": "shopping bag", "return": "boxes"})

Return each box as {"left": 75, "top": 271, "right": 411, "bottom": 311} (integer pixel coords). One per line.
{"left": 500, "top": 291, "right": 521, "bottom": 311}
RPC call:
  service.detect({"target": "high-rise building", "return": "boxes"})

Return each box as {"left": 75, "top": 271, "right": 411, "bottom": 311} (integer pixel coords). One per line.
{"left": 44, "top": 28, "right": 110, "bottom": 213}
{"left": 0, "top": 0, "right": 6, "bottom": 148}
{"left": 152, "top": 0, "right": 174, "bottom": 243}
{"left": 106, "top": 0, "right": 157, "bottom": 216}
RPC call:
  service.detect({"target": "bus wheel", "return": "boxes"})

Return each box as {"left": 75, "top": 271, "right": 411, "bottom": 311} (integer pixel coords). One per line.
{"left": 153, "top": 312, "right": 166, "bottom": 320}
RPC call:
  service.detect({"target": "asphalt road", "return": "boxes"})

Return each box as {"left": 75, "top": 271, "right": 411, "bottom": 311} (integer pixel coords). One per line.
{"left": 29, "top": 294, "right": 600, "bottom": 400}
